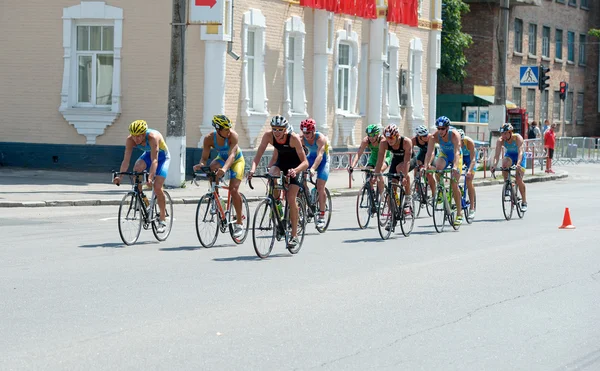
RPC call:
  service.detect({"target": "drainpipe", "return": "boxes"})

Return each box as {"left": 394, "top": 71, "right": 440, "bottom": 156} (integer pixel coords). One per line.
{"left": 227, "top": 0, "right": 240, "bottom": 60}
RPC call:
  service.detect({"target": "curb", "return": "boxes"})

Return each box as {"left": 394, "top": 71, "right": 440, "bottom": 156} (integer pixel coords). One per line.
{"left": 0, "top": 172, "right": 568, "bottom": 208}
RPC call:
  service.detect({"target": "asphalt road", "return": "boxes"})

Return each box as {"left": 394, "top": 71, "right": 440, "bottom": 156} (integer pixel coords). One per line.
{"left": 1, "top": 165, "right": 599, "bottom": 371}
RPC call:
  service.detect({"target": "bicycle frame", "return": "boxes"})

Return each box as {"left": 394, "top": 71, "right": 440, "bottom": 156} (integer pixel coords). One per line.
{"left": 113, "top": 171, "right": 157, "bottom": 225}
{"left": 194, "top": 166, "right": 235, "bottom": 225}
{"left": 248, "top": 172, "right": 290, "bottom": 236}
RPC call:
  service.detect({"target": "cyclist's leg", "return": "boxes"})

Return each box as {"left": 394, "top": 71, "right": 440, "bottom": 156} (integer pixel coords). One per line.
{"left": 134, "top": 152, "right": 150, "bottom": 193}
{"left": 287, "top": 180, "right": 301, "bottom": 238}
{"left": 515, "top": 156, "right": 527, "bottom": 205}
{"left": 464, "top": 157, "right": 476, "bottom": 212}
{"left": 316, "top": 158, "right": 329, "bottom": 214}
{"left": 154, "top": 153, "right": 169, "bottom": 222}
{"left": 449, "top": 155, "right": 463, "bottom": 218}
{"left": 229, "top": 157, "right": 245, "bottom": 225}
{"left": 269, "top": 164, "right": 283, "bottom": 200}
{"left": 501, "top": 156, "right": 513, "bottom": 181}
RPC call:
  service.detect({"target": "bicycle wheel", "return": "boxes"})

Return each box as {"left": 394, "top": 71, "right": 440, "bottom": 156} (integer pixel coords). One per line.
{"left": 432, "top": 188, "right": 446, "bottom": 233}
{"left": 399, "top": 191, "right": 415, "bottom": 237}
{"left": 411, "top": 179, "right": 424, "bottom": 218}
{"left": 502, "top": 182, "right": 514, "bottom": 221}
{"left": 449, "top": 188, "right": 460, "bottom": 231}
{"left": 315, "top": 188, "right": 332, "bottom": 233}
{"left": 195, "top": 194, "right": 219, "bottom": 248}
{"left": 228, "top": 193, "right": 250, "bottom": 244}
{"left": 463, "top": 190, "right": 474, "bottom": 225}
{"left": 118, "top": 192, "right": 143, "bottom": 245}
{"left": 252, "top": 199, "right": 276, "bottom": 258}
{"left": 287, "top": 197, "right": 306, "bottom": 254}
{"left": 356, "top": 185, "right": 372, "bottom": 229}
{"left": 514, "top": 185, "right": 524, "bottom": 219}
{"left": 377, "top": 190, "right": 394, "bottom": 240}
{"left": 152, "top": 190, "right": 174, "bottom": 241}
{"left": 423, "top": 179, "right": 432, "bottom": 217}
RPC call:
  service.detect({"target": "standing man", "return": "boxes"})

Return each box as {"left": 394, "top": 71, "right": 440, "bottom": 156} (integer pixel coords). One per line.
{"left": 544, "top": 123, "right": 556, "bottom": 174}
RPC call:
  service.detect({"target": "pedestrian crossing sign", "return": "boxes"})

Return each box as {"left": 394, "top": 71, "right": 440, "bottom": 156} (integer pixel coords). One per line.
{"left": 520, "top": 66, "right": 539, "bottom": 86}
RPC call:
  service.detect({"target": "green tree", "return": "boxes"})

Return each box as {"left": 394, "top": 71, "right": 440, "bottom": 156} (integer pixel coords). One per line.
{"left": 439, "top": 0, "right": 473, "bottom": 83}
{"left": 588, "top": 29, "right": 600, "bottom": 38}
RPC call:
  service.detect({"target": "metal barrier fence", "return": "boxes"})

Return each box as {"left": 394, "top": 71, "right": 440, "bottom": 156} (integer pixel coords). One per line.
{"left": 553, "top": 137, "right": 600, "bottom": 165}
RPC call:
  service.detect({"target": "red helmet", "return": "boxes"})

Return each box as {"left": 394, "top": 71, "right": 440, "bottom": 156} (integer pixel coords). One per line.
{"left": 300, "top": 118, "right": 316, "bottom": 133}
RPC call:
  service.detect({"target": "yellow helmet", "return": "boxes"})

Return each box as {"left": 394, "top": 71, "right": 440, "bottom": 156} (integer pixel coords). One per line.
{"left": 212, "top": 115, "right": 232, "bottom": 130}
{"left": 129, "top": 120, "right": 148, "bottom": 135}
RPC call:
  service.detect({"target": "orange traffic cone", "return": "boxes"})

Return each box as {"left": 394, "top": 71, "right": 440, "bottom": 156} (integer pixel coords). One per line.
{"left": 559, "top": 208, "right": 576, "bottom": 229}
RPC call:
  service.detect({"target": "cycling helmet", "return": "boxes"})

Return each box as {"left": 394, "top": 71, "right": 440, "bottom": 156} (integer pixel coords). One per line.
{"left": 270, "top": 115, "right": 291, "bottom": 133}
{"left": 384, "top": 124, "right": 399, "bottom": 138}
{"left": 435, "top": 116, "right": 451, "bottom": 128}
{"left": 212, "top": 115, "right": 232, "bottom": 130}
{"left": 457, "top": 129, "right": 465, "bottom": 140}
{"left": 300, "top": 118, "right": 316, "bottom": 133}
{"left": 415, "top": 125, "right": 429, "bottom": 137}
{"left": 366, "top": 124, "right": 381, "bottom": 136}
{"left": 499, "top": 123, "right": 514, "bottom": 133}
{"left": 129, "top": 120, "right": 148, "bottom": 135}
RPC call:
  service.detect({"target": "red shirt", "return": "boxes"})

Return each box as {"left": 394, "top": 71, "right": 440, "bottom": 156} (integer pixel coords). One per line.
{"left": 544, "top": 129, "right": 556, "bottom": 149}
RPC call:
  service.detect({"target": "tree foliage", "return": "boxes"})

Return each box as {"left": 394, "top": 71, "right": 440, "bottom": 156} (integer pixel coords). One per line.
{"left": 439, "top": 0, "right": 473, "bottom": 83}
{"left": 588, "top": 29, "right": 600, "bottom": 39}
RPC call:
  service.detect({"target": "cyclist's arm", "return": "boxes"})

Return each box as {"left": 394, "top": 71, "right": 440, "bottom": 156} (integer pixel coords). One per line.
{"left": 311, "top": 135, "right": 327, "bottom": 171}
{"left": 374, "top": 139, "right": 388, "bottom": 174}
{"left": 401, "top": 137, "right": 413, "bottom": 175}
{"left": 423, "top": 135, "right": 437, "bottom": 166}
{"left": 197, "top": 134, "right": 213, "bottom": 167}
{"left": 147, "top": 132, "right": 160, "bottom": 180}
{"left": 118, "top": 137, "right": 135, "bottom": 174}
{"left": 250, "top": 132, "right": 271, "bottom": 174}
{"left": 516, "top": 134, "right": 524, "bottom": 166}
{"left": 350, "top": 137, "right": 368, "bottom": 168}
{"left": 467, "top": 138, "right": 476, "bottom": 172}
{"left": 291, "top": 134, "right": 309, "bottom": 173}
{"left": 492, "top": 137, "right": 503, "bottom": 167}
{"left": 267, "top": 149, "right": 278, "bottom": 169}
{"left": 221, "top": 131, "right": 240, "bottom": 173}
{"left": 451, "top": 131, "right": 461, "bottom": 171}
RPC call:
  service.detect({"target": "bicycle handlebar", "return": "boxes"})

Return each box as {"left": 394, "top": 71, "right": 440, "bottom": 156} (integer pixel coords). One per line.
{"left": 112, "top": 170, "right": 148, "bottom": 186}
{"left": 248, "top": 173, "right": 287, "bottom": 190}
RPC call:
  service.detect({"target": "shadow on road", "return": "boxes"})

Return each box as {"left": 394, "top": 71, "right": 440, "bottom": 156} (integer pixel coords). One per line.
{"left": 79, "top": 241, "right": 155, "bottom": 248}
{"left": 327, "top": 227, "right": 364, "bottom": 232}
{"left": 471, "top": 218, "right": 506, "bottom": 223}
{"left": 212, "top": 253, "right": 292, "bottom": 262}
{"left": 343, "top": 237, "right": 387, "bottom": 243}
{"left": 160, "top": 244, "right": 231, "bottom": 251}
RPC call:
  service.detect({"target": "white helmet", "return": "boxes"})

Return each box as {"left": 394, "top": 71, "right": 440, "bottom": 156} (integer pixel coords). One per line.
{"left": 270, "top": 115, "right": 291, "bottom": 134}
{"left": 457, "top": 129, "right": 465, "bottom": 140}
{"left": 415, "top": 125, "right": 429, "bottom": 137}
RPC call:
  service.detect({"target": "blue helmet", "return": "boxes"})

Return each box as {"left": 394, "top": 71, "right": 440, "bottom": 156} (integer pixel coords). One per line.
{"left": 435, "top": 116, "right": 451, "bottom": 128}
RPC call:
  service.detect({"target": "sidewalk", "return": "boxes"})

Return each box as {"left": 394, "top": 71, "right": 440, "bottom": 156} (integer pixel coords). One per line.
{"left": 0, "top": 167, "right": 567, "bottom": 208}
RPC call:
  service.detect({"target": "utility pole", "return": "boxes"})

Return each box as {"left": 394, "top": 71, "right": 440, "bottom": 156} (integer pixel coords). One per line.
{"left": 165, "top": 0, "right": 187, "bottom": 187}
{"left": 495, "top": 0, "right": 510, "bottom": 106}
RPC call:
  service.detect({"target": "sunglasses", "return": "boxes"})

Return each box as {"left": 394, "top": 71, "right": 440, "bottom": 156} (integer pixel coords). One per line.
{"left": 367, "top": 133, "right": 379, "bottom": 137}
{"left": 272, "top": 127, "right": 287, "bottom": 132}
{"left": 302, "top": 129, "right": 315, "bottom": 134}
{"left": 437, "top": 127, "right": 448, "bottom": 131}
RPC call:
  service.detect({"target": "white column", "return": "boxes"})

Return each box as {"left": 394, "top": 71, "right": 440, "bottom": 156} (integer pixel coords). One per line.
{"left": 367, "top": 18, "right": 386, "bottom": 126}
{"left": 428, "top": 20, "right": 442, "bottom": 131}
{"left": 198, "top": 40, "right": 227, "bottom": 146}
{"left": 313, "top": 10, "right": 331, "bottom": 132}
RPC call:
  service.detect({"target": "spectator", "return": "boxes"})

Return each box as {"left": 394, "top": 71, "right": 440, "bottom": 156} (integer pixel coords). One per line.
{"left": 544, "top": 123, "right": 556, "bottom": 174}
{"left": 542, "top": 119, "right": 550, "bottom": 135}
{"left": 528, "top": 121, "right": 541, "bottom": 139}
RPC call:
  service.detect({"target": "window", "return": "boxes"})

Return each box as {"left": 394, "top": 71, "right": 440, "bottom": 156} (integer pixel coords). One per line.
{"left": 284, "top": 16, "right": 307, "bottom": 121}
{"left": 242, "top": 9, "right": 267, "bottom": 116}
{"left": 514, "top": 19, "right": 523, "bottom": 53}
{"left": 568, "top": 0, "right": 576, "bottom": 5}
{"left": 576, "top": 93, "right": 584, "bottom": 124}
{"left": 529, "top": 23, "right": 537, "bottom": 55}
{"left": 384, "top": 33, "right": 401, "bottom": 119}
{"left": 553, "top": 91, "right": 561, "bottom": 121}
{"left": 541, "top": 90, "right": 549, "bottom": 122}
{"left": 581, "top": 0, "right": 589, "bottom": 8}
{"left": 542, "top": 26, "right": 550, "bottom": 58}
{"left": 555, "top": 29, "right": 563, "bottom": 60}
{"left": 513, "top": 87, "right": 522, "bottom": 108}
{"left": 565, "top": 90, "right": 573, "bottom": 123}
{"left": 337, "top": 43, "right": 351, "bottom": 111}
{"left": 408, "top": 38, "right": 425, "bottom": 122}
{"left": 526, "top": 89, "right": 536, "bottom": 122}
{"left": 579, "top": 34, "right": 586, "bottom": 65}
{"left": 399, "top": 69, "right": 408, "bottom": 107}
{"left": 60, "top": 2, "right": 123, "bottom": 144}
{"left": 567, "top": 31, "right": 575, "bottom": 62}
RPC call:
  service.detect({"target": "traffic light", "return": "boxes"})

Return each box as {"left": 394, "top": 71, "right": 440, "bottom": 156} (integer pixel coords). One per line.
{"left": 559, "top": 81, "right": 568, "bottom": 101}
{"left": 538, "top": 65, "right": 550, "bottom": 91}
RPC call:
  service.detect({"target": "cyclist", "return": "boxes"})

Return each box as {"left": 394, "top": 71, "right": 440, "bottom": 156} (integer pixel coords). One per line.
{"left": 299, "top": 118, "right": 330, "bottom": 229}
{"left": 410, "top": 125, "right": 437, "bottom": 199}
{"left": 113, "top": 120, "right": 170, "bottom": 233}
{"left": 491, "top": 123, "right": 528, "bottom": 212}
{"left": 457, "top": 129, "right": 476, "bottom": 219}
{"left": 348, "top": 124, "right": 391, "bottom": 204}
{"left": 193, "top": 115, "right": 245, "bottom": 238}
{"left": 423, "top": 116, "right": 464, "bottom": 226}
{"left": 248, "top": 115, "right": 309, "bottom": 249}
{"left": 375, "top": 124, "right": 413, "bottom": 230}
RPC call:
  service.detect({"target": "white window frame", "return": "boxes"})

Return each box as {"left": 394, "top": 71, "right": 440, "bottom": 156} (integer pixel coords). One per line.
{"left": 334, "top": 27, "right": 359, "bottom": 115}
{"left": 59, "top": 2, "right": 122, "bottom": 144}
{"left": 384, "top": 33, "right": 401, "bottom": 120}
{"left": 284, "top": 16, "right": 308, "bottom": 124}
{"left": 408, "top": 38, "right": 425, "bottom": 123}
{"left": 526, "top": 89, "right": 536, "bottom": 123}
{"left": 242, "top": 9, "right": 268, "bottom": 116}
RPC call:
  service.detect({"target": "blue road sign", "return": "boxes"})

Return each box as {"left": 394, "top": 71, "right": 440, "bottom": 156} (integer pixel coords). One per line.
{"left": 520, "top": 66, "right": 539, "bottom": 86}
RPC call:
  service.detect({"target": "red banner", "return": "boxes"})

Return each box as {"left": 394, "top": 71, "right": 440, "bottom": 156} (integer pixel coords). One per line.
{"left": 300, "top": 0, "right": 376, "bottom": 20}
{"left": 387, "top": 0, "right": 418, "bottom": 27}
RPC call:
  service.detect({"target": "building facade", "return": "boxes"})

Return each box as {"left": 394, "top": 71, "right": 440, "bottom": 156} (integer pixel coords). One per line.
{"left": 0, "top": 0, "right": 443, "bottom": 179}
{"left": 438, "top": 0, "right": 600, "bottom": 137}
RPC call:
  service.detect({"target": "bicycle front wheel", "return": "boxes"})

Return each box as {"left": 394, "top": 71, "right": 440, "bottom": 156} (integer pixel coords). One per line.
{"left": 229, "top": 193, "right": 250, "bottom": 244}
{"left": 432, "top": 188, "right": 446, "bottom": 233}
{"left": 377, "top": 190, "right": 394, "bottom": 240}
{"left": 356, "top": 185, "right": 372, "bottom": 229}
{"left": 196, "top": 194, "right": 219, "bottom": 248}
{"left": 399, "top": 192, "right": 415, "bottom": 237}
{"left": 152, "top": 190, "right": 174, "bottom": 241}
{"left": 315, "top": 188, "right": 332, "bottom": 233}
{"left": 502, "top": 183, "right": 514, "bottom": 221}
{"left": 287, "top": 197, "right": 307, "bottom": 254}
{"left": 463, "top": 190, "right": 474, "bottom": 225}
{"left": 118, "top": 192, "right": 142, "bottom": 246}
{"left": 252, "top": 199, "right": 276, "bottom": 259}
{"left": 514, "top": 185, "right": 524, "bottom": 219}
